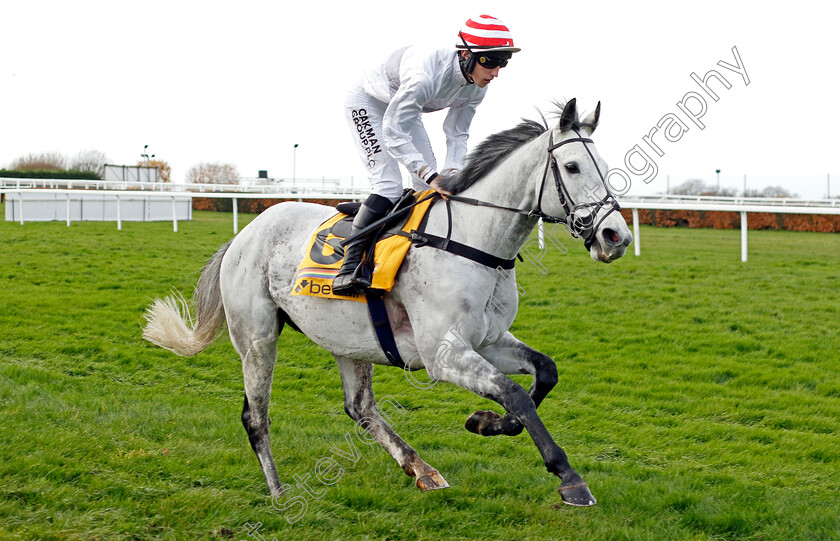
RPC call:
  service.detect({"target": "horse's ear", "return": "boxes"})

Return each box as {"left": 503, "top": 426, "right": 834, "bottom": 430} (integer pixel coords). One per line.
{"left": 580, "top": 101, "right": 601, "bottom": 136}
{"left": 559, "top": 98, "right": 577, "bottom": 131}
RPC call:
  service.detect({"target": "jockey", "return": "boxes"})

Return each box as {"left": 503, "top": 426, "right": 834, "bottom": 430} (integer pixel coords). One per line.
{"left": 333, "top": 14, "right": 521, "bottom": 295}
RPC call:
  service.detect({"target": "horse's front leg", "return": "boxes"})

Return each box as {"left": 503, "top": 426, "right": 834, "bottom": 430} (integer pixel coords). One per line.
{"left": 428, "top": 338, "right": 595, "bottom": 506}
{"left": 465, "top": 332, "right": 557, "bottom": 437}
{"left": 334, "top": 356, "right": 449, "bottom": 491}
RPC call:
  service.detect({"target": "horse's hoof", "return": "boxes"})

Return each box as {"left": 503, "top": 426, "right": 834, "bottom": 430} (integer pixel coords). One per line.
{"left": 416, "top": 471, "right": 449, "bottom": 491}
{"left": 465, "top": 410, "right": 502, "bottom": 435}
{"left": 557, "top": 482, "right": 597, "bottom": 507}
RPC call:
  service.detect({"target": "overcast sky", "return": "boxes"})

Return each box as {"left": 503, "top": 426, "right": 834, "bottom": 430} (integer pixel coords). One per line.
{"left": 2, "top": 1, "right": 838, "bottom": 199}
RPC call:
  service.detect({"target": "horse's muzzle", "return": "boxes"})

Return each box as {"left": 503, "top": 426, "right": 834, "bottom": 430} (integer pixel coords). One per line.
{"left": 590, "top": 226, "right": 633, "bottom": 263}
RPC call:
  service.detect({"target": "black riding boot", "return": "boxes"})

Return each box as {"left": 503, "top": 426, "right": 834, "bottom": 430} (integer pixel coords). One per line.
{"left": 332, "top": 193, "right": 393, "bottom": 295}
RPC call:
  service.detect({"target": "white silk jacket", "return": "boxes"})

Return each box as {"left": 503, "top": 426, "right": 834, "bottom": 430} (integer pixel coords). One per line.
{"left": 362, "top": 46, "right": 486, "bottom": 181}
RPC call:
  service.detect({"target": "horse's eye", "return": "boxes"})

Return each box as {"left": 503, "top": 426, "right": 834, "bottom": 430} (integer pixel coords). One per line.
{"left": 565, "top": 162, "right": 580, "bottom": 174}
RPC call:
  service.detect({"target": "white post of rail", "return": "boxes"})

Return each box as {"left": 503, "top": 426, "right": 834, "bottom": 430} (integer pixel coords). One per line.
{"left": 116, "top": 195, "right": 122, "bottom": 230}
{"left": 17, "top": 191, "right": 23, "bottom": 225}
{"left": 66, "top": 193, "right": 71, "bottom": 227}
{"left": 171, "top": 196, "right": 178, "bottom": 232}
{"left": 740, "top": 211, "right": 748, "bottom": 262}
{"left": 537, "top": 218, "right": 544, "bottom": 250}
{"left": 233, "top": 197, "right": 239, "bottom": 234}
{"left": 632, "top": 208, "right": 640, "bottom": 256}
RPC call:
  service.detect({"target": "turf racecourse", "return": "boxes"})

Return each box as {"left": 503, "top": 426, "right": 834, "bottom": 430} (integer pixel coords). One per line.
{"left": 1, "top": 205, "right": 838, "bottom": 540}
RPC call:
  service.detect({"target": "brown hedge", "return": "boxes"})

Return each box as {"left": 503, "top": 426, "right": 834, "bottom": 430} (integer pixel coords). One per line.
{"left": 620, "top": 209, "right": 840, "bottom": 233}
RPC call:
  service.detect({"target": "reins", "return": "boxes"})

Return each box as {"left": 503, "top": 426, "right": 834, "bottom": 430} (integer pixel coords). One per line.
{"left": 449, "top": 127, "right": 621, "bottom": 250}
{"left": 341, "top": 191, "right": 439, "bottom": 246}
{"left": 342, "top": 127, "right": 621, "bottom": 256}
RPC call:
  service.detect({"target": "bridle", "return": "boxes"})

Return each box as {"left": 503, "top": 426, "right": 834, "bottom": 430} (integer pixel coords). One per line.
{"left": 447, "top": 127, "right": 621, "bottom": 250}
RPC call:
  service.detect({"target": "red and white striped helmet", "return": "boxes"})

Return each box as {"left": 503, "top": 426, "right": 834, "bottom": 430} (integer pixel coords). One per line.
{"left": 456, "top": 14, "right": 521, "bottom": 53}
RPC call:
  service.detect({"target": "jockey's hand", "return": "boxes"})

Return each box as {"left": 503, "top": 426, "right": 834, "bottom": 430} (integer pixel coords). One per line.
{"left": 429, "top": 171, "right": 454, "bottom": 197}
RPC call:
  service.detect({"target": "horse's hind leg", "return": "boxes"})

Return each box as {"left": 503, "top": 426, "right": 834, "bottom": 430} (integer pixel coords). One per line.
{"left": 335, "top": 356, "right": 448, "bottom": 491}
{"left": 230, "top": 301, "right": 284, "bottom": 496}
{"left": 466, "top": 332, "right": 557, "bottom": 437}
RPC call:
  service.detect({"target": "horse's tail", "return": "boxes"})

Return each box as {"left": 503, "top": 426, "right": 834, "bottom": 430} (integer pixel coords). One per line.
{"left": 142, "top": 241, "right": 231, "bottom": 356}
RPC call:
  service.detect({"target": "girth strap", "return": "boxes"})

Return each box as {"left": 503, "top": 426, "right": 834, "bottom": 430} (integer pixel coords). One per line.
{"left": 366, "top": 293, "right": 418, "bottom": 371}
{"left": 365, "top": 195, "right": 516, "bottom": 371}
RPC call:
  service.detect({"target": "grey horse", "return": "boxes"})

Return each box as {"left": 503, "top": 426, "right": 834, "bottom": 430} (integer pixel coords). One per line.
{"left": 143, "top": 99, "right": 633, "bottom": 507}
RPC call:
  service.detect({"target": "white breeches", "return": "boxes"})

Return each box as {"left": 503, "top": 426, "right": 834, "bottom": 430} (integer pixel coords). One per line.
{"left": 345, "top": 85, "right": 436, "bottom": 202}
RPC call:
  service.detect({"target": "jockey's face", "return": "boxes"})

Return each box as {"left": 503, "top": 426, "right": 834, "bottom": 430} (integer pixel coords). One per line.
{"left": 460, "top": 50, "right": 504, "bottom": 88}
{"left": 471, "top": 62, "right": 501, "bottom": 88}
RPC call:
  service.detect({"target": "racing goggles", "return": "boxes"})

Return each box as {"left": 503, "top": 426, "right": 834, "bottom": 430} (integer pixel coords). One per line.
{"left": 475, "top": 52, "right": 512, "bottom": 69}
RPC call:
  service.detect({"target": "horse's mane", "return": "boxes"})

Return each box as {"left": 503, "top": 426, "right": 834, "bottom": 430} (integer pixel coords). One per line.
{"left": 439, "top": 101, "right": 579, "bottom": 195}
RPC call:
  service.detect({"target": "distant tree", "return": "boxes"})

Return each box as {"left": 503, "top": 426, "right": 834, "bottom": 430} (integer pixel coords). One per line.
{"left": 136, "top": 159, "right": 171, "bottom": 183}
{"left": 744, "top": 186, "right": 798, "bottom": 198}
{"left": 757, "top": 185, "right": 796, "bottom": 198}
{"left": 10, "top": 151, "right": 67, "bottom": 171}
{"left": 671, "top": 179, "right": 709, "bottom": 195}
{"left": 670, "top": 178, "right": 736, "bottom": 196}
{"left": 71, "top": 150, "right": 108, "bottom": 179}
{"left": 186, "top": 162, "right": 240, "bottom": 184}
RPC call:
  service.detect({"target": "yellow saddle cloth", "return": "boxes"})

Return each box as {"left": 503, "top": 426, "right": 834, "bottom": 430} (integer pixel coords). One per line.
{"left": 292, "top": 190, "right": 437, "bottom": 303}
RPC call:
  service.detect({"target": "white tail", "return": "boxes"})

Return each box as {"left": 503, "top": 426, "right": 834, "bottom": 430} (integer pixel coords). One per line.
{"left": 142, "top": 241, "right": 230, "bottom": 356}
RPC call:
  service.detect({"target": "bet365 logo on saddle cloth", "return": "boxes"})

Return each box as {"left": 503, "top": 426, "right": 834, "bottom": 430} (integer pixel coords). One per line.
{"left": 292, "top": 190, "right": 436, "bottom": 303}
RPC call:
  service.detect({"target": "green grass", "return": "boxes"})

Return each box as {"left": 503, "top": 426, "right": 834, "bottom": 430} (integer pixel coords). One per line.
{"left": 1, "top": 207, "right": 839, "bottom": 540}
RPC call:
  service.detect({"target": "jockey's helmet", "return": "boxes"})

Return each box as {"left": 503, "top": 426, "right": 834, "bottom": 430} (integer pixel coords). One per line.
{"left": 456, "top": 14, "right": 520, "bottom": 77}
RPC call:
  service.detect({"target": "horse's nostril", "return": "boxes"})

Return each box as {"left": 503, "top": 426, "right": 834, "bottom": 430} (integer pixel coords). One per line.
{"left": 605, "top": 228, "right": 620, "bottom": 244}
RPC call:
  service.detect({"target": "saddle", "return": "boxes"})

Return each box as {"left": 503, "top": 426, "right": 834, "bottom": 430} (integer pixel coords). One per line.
{"left": 292, "top": 189, "right": 438, "bottom": 303}
{"left": 292, "top": 188, "right": 519, "bottom": 369}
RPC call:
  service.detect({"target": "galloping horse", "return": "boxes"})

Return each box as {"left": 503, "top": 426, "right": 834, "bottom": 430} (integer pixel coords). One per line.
{"left": 143, "top": 99, "right": 633, "bottom": 506}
